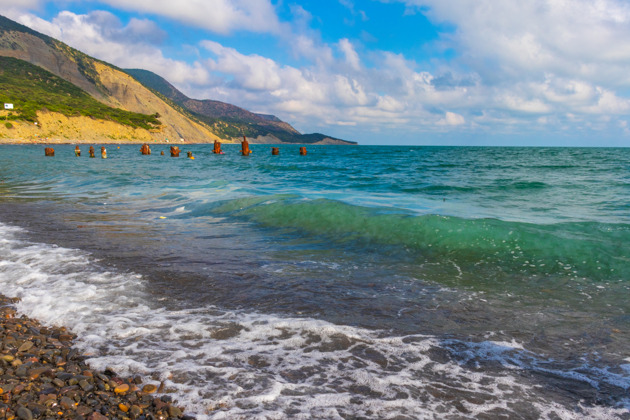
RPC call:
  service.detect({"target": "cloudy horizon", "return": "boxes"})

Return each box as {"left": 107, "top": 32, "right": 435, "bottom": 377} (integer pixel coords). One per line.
{"left": 2, "top": 0, "right": 630, "bottom": 146}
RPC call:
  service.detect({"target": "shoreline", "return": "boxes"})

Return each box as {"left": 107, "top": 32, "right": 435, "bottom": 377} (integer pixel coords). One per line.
{"left": 0, "top": 294, "right": 193, "bottom": 420}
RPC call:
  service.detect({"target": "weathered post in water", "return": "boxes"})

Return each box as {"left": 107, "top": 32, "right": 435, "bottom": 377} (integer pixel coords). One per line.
{"left": 74, "top": 146, "right": 81, "bottom": 157}
{"left": 271, "top": 147, "right": 279, "bottom": 155}
{"left": 241, "top": 136, "right": 251, "bottom": 156}
{"left": 170, "top": 146, "right": 180, "bottom": 157}
{"left": 299, "top": 147, "right": 307, "bottom": 155}
{"left": 101, "top": 146, "right": 107, "bottom": 159}
{"left": 213, "top": 140, "right": 222, "bottom": 154}
{"left": 187, "top": 151, "right": 194, "bottom": 159}
{"left": 140, "top": 144, "right": 151, "bottom": 155}
{"left": 89, "top": 146, "right": 95, "bottom": 158}
{"left": 44, "top": 147, "right": 54, "bottom": 156}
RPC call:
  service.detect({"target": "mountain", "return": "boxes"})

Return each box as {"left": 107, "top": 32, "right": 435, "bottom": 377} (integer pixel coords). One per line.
{"left": 0, "top": 15, "right": 221, "bottom": 143}
{"left": 125, "top": 69, "right": 356, "bottom": 144}
{"left": 0, "top": 14, "right": 356, "bottom": 145}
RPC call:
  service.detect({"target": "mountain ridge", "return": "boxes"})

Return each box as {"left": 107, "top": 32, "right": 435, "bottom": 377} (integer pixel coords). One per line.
{"left": 0, "top": 14, "right": 356, "bottom": 145}
{"left": 124, "top": 68, "right": 356, "bottom": 145}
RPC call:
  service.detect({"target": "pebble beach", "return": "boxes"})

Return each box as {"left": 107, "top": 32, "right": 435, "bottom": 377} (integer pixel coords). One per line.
{"left": 0, "top": 294, "right": 192, "bottom": 420}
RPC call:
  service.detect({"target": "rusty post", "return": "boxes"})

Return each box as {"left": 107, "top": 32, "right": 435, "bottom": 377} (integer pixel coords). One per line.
{"left": 44, "top": 147, "right": 54, "bottom": 156}
{"left": 140, "top": 144, "right": 151, "bottom": 155}
{"left": 89, "top": 146, "right": 95, "bottom": 158}
{"left": 74, "top": 146, "right": 80, "bottom": 157}
{"left": 299, "top": 147, "right": 307, "bottom": 155}
{"left": 101, "top": 146, "right": 107, "bottom": 159}
{"left": 213, "top": 140, "right": 222, "bottom": 154}
{"left": 271, "top": 147, "right": 279, "bottom": 155}
{"left": 241, "top": 136, "right": 251, "bottom": 156}
{"left": 170, "top": 146, "right": 180, "bottom": 157}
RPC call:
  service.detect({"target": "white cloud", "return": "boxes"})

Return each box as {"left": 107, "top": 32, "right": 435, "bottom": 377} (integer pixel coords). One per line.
{"left": 437, "top": 112, "right": 465, "bottom": 126}
{"left": 15, "top": 11, "right": 211, "bottom": 87}
{"left": 401, "top": 0, "right": 630, "bottom": 86}
{"left": 338, "top": 38, "right": 361, "bottom": 71}
{"left": 0, "top": 0, "right": 41, "bottom": 9}
{"left": 96, "top": 0, "right": 281, "bottom": 35}
{"left": 202, "top": 41, "right": 282, "bottom": 91}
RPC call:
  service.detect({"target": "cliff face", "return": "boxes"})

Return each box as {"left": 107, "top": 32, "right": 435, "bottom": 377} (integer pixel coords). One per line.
{"left": 0, "top": 111, "right": 157, "bottom": 143}
{"left": 92, "top": 63, "right": 220, "bottom": 142}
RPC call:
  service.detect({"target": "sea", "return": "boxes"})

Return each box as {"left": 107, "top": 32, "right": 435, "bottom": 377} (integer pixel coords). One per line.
{"left": 0, "top": 144, "right": 628, "bottom": 419}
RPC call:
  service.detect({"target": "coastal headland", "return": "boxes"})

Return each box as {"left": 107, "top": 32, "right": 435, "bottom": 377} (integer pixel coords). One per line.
{"left": 0, "top": 15, "right": 356, "bottom": 146}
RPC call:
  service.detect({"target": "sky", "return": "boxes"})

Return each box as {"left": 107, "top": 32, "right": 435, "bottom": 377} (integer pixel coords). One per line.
{"left": 2, "top": 0, "right": 630, "bottom": 146}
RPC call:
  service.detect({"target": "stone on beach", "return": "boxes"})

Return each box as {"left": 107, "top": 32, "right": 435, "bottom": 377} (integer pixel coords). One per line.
{"left": 0, "top": 294, "right": 191, "bottom": 419}
{"left": 142, "top": 384, "right": 158, "bottom": 393}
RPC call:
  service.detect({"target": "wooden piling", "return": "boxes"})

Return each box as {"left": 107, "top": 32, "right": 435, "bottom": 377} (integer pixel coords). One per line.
{"left": 140, "top": 144, "right": 151, "bottom": 155}
{"left": 241, "top": 136, "right": 251, "bottom": 156}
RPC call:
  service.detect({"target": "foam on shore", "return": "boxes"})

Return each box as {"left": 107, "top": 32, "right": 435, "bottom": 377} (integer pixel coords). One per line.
{"left": 0, "top": 222, "right": 628, "bottom": 419}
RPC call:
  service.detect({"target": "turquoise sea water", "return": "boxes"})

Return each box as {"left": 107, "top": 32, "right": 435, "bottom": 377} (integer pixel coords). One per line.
{"left": 0, "top": 144, "right": 628, "bottom": 419}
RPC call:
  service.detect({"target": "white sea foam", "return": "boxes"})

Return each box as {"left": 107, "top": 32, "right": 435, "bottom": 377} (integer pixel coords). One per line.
{"left": 0, "top": 222, "right": 628, "bottom": 419}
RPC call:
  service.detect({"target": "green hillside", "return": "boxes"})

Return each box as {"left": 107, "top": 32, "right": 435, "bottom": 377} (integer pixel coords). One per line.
{"left": 0, "top": 56, "right": 161, "bottom": 129}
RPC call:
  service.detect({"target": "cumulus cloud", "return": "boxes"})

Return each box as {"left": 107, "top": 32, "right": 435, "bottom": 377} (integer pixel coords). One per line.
{"left": 381, "top": 0, "right": 630, "bottom": 137}
{"left": 437, "top": 112, "right": 465, "bottom": 126}
{"left": 0, "top": 0, "right": 41, "bottom": 10}
{"left": 400, "top": 0, "right": 630, "bottom": 86}
{"left": 7, "top": 0, "right": 630, "bottom": 143}
{"left": 338, "top": 38, "right": 361, "bottom": 71}
{"left": 95, "top": 0, "right": 281, "bottom": 35}
{"left": 15, "top": 11, "right": 211, "bottom": 87}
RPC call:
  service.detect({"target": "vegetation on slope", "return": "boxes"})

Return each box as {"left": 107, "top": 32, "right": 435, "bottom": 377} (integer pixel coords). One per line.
{"left": 0, "top": 56, "right": 161, "bottom": 130}
{"left": 0, "top": 15, "right": 108, "bottom": 94}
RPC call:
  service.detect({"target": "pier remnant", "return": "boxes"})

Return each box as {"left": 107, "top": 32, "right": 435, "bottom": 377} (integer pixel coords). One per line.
{"left": 89, "top": 146, "right": 95, "bottom": 158}
{"left": 44, "top": 147, "right": 54, "bottom": 156}
{"left": 140, "top": 144, "right": 151, "bottom": 155}
{"left": 213, "top": 140, "right": 222, "bottom": 154}
{"left": 187, "top": 151, "right": 194, "bottom": 159}
{"left": 170, "top": 146, "right": 180, "bottom": 157}
{"left": 241, "top": 136, "right": 251, "bottom": 156}
{"left": 101, "top": 146, "right": 107, "bottom": 159}
{"left": 271, "top": 147, "right": 279, "bottom": 155}
{"left": 74, "top": 146, "right": 81, "bottom": 157}
{"left": 299, "top": 147, "right": 307, "bottom": 155}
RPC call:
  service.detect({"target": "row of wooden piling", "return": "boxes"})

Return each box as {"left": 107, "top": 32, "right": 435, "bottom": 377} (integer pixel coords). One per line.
{"left": 45, "top": 146, "right": 107, "bottom": 158}
{"left": 45, "top": 138, "right": 308, "bottom": 158}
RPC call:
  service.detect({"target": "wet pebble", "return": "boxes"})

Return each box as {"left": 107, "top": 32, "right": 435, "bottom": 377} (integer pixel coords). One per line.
{"left": 0, "top": 294, "right": 192, "bottom": 419}
{"left": 16, "top": 406, "right": 33, "bottom": 420}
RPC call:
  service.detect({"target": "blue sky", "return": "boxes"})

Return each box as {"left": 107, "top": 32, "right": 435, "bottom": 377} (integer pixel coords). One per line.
{"left": 3, "top": 0, "right": 630, "bottom": 146}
